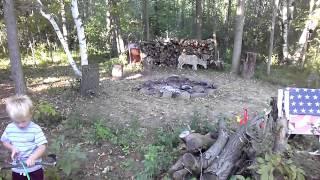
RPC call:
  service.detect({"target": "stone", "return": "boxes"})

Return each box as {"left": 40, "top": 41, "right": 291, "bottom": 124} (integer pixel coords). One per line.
{"left": 206, "top": 89, "right": 216, "bottom": 96}
{"left": 193, "top": 85, "right": 205, "bottom": 93}
{"left": 162, "top": 91, "right": 173, "bottom": 98}
{"left": 190, "top": 92, "right": 207, "bottom": 98}
{"left": 178, "top": 91, "right": 191, "bottom": 99}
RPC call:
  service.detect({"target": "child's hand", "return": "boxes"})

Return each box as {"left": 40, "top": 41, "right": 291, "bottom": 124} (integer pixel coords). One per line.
{"left": 26, "top": 157, "right": 36, "bottom": 167}
{"left": 11, "top": 147, "right": 19, "bottom": 161}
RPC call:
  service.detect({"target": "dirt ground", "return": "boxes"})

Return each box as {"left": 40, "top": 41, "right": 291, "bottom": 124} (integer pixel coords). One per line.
{"left": 78, "top": 68, "right": 279, "bottom": 129}
{"left": 1, "top": 67, "right": 320, "bottom": 179}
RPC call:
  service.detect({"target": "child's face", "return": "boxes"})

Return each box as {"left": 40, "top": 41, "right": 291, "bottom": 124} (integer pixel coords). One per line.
{"left": 14, "top": 117, "right": 31, "bottom": 128}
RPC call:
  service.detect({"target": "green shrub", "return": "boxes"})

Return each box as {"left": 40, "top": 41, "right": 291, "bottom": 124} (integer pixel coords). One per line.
{"left": 33, "top": 101, "right": 64, "bottom": 126}
{"left": 250, "top": 153, "right": 305, "bottom": 180}
{"left": 47, "top": 135, "right": 87, "bottom": 178}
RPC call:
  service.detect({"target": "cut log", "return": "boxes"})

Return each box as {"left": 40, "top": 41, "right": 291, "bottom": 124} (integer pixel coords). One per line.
{"left": 169, "top": 115, "right": 268, "bottom": 180}
{"left": 139, "top": 38, "right": 222, "bottom": 69}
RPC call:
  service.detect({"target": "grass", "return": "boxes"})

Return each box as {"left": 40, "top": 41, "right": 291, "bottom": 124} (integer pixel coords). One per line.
{"left": 255, "top": 64, "right": 309, "bottom": 87}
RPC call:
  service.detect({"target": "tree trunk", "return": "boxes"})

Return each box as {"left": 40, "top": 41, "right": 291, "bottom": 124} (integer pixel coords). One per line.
{"left": 292, "top": 0, "right": 320, "bottom": 65}
{"left": 223, "top": 0, "right": 232, "bottom": 61}
{"left": 71, "top": 0, "right": 88, "bottom": 66}
{"left": 281, "top": 0, "right": 290, "bottom": 62}
{"left": 142, "top": 0, "right": 150, "bottom": 41}
{"left": 4, "top": 0, "right": 27, "bottom": 95}
{"left": 231, "top": 0, "right": 245, "bottom": 74}
{"left": 60, "top": 0, "right": 68, "bottom": 44}
{"left": 267, "top": 0, "right": 279, "bottom": 75}
{"left": 37, "top": 0, "right": 82, "bottom": 77}
{"left": 195, "top": 0, "right": 203, "bottom": 39}
{"left": 115, "top": 16, "right": 125, "bottom": 54}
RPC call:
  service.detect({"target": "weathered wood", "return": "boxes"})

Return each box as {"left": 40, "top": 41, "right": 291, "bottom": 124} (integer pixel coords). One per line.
{"left": 241, "top": 52, "right": 257, "bottom": 79}
{"left": 170, "top": 115, "right": 268, "bottom": 180}
{"left": 139, "top": 38, "right": 221, "bottom": 69}
{"left": 80, "top": 64, "right": 99, "bottom": 96}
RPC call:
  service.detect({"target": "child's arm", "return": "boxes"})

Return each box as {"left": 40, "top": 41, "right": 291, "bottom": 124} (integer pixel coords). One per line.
{"left": 2, "top": 142, "right": 19, "bottom": 160}
{"left": 26, "top": 144, "right": 46, "bottom": 167}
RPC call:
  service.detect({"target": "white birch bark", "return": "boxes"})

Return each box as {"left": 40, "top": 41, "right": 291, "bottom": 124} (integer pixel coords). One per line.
{"left": 71, "top": 0, "right": 88, "bottom": 66}
{"left": 37, "top": 0, "right": 82, "bottom": 77}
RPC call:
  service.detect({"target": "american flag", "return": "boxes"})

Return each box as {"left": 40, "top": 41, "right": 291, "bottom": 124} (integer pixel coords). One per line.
{"left": 286, "top": 88, "right": 320, "bottom": 135}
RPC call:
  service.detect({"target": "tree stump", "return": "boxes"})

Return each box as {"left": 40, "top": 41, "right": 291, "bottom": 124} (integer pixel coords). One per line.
{"left": 241, "top": 52, "right": 257, "bottom": 79}
{"left": 112, "top": 64, "right": 123, "bottom": 79}
{"left": 80, "top": 64, "right": 99, "bottom": 96}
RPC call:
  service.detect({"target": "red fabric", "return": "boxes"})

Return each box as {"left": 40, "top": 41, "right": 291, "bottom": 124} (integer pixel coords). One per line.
{"left": 129, "top": 48, "right": 141, "bottom": 63}
{"left": 239, "top": 109, "right": 249, "bottom": 125}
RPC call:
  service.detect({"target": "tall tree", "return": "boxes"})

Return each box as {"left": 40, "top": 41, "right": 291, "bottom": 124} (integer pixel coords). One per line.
{"left": 71, "top": 0, "right": 88, "bottom": 66}
{"left": 195, "top": 0, "right": 203, "bottom": 39}
{"left": 60, "top": 0, "right": 68, "bottom": 44}
{"left": 267, "top": 0, "right": 280, "bottom": 75}
{"left": 4, "top": 0, "right": 27, "bottom": 94}
{"left": 142, "top": 0, "right": 150, "bottom": 40}
{"left": 292, "top": 0, "right": 320, "bottom": 65}
{"left": 231, "top": 0, "right": 245, "bottom": 74}
{"left": 37, "top": 0, "right": 82, "bottom": 77}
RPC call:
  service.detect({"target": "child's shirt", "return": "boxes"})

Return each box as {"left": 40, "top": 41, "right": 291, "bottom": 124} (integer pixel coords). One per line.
{"left": 0, "top": 121, "right": 47, "bottom": 173}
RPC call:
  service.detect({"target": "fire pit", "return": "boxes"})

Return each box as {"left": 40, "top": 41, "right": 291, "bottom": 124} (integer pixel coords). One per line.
{"left": 133, "top": 75, "right": 217, "bottom": 99}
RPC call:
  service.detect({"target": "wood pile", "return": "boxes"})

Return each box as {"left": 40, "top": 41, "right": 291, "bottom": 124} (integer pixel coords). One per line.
{"left": 139, "top": 38, "right": 216, "bottom": 67}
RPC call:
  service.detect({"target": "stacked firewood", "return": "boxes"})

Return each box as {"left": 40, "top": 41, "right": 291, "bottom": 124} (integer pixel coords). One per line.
{"left": 139, "top": 38, "right": 216, "bottom": 67}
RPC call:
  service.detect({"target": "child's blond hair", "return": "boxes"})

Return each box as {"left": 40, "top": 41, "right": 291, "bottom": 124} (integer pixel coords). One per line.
{"left": 5, "top": 95, "right": 33, "bottom": 121}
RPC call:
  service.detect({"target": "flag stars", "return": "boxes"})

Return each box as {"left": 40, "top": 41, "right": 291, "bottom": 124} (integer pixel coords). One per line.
{"left": 307, "top": 102, "right": 312, "bottom": 106}
{"left": 316, "top": 102, "right": 320, "bottom": 107}
{"left": 298, "top": 94, "right": 302, "bottom": 99}
{"left": 309, "top": 109, "right": 314, "bottom": 113}
{"left": 296, "top": 89, "right": 300, "bottom": 92}
{"left": 291, "top": 102, "right": 296, "bottom": 106}
{"left": 314, "top": 95, "right": 318, "bottom": 100}
{"left": 305, "top": 95, "right": 310, "bottom": 99}
{"left": 303, "top": 89, "right": 308, "bottom": 92}
{"left": 299, "top": 102, "right": 304, "bottom": 106}
{"left": 317, "top": 109, "right": 320, "bottom": 114}
{"left": 293, "top": 109, "right": 298, "bottom": 113}
{"left": 301, "top": 109, "right": 306, "bottom": 113}
{"left": 312, "top": 89, "right": 316, "bottom": 92}
{"left": 290, "top": 95, "right": 294, "bottom": 100}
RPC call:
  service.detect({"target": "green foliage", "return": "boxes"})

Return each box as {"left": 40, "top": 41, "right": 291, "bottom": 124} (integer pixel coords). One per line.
{"left": 136, "top": 145, "right": 173, "bottom": 180}
{"left": 250, "top": 153, "right": 305, "bottom": 180}
{"left": 230, "top": 175, "right": 252, "bottom": 180}
{"left": 33, "top": 101, "right": 64, "bottom": 126}
{"left": 190, "top": 111, "right": 216, "bottom": 134}
{"left": 91, "top": 121, "right": 117, "bottom": 144}
{"left": 47, "top": 135, "right": 87, "bottom": 177}
{"left": 255, "top": 65, "right": 309, "bottom": 87}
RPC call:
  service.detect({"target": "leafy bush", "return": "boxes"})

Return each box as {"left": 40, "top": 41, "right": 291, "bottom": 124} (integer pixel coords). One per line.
{"left": 33, "top": 101, "right": 64, "bottom": 126}
{"left": 91, "top": 121, "right": 117, "bottom": 144}
{"left": 250, "top": 153, "right": 305, "bottom": 180}
{"left": 46, "top": 135, "right": 87, "bottom": 178}
{"left": 136, "top": 145, "right": 173, "bottom": 180}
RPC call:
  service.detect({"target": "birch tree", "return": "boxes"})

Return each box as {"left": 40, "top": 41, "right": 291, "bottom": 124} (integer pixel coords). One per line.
{"left": 4, "top": 0, "right": 27, "bottom": 94}
{"left": 71, "top": 0, "right": 88, "bottom": 66}
{"left": 231, "top": 0, "right": 246, "bottom": 74}
{"left": 60, "top": 0, "right": 68, "bottom": 44}
{"left": 36, "top": 0, "right": 82, "bottom": 77}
